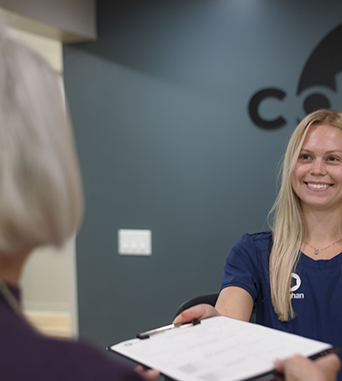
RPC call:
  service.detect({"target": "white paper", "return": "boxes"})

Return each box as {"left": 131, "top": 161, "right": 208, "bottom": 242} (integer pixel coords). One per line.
{"left": 109, "top": 316, "right": 333, "bottom": 381}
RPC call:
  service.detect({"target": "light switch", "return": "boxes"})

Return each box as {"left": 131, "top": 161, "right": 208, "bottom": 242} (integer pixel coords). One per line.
{"left": 118, "top": 229, "right": 152, "bottom": 256}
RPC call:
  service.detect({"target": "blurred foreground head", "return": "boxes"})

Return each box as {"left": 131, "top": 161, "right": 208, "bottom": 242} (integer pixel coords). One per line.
{"left": 0, "top": 23, "right": 83, "bottom": 255}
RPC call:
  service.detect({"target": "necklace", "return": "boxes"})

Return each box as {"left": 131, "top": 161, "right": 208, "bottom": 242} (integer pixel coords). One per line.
{"left": 0, "top": 278, "right": 33, "bottom": 326}
{"left": 305, "top": 238, "right": 342, "bottom": 255}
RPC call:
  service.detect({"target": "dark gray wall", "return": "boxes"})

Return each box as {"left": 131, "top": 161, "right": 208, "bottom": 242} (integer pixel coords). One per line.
{"left": 63, "top": 0, "right": 342, "bottom": 354}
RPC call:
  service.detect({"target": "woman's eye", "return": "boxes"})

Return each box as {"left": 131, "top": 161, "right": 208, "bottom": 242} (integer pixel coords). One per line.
{"left": 300, "top": 154, "right": 310, "bottom": 160}
{"left": 328, "top": 156, "right": 338, "bottom": 161}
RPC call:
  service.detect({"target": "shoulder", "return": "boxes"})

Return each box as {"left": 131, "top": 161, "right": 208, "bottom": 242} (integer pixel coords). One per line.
{"left": 233, "top": 231, "right": 273, "bottom": 253}
{"left": 47, "top": 339, "right": 143, "bottom": 379}
{"left": 221, "top": 232, "right": 273, "bottom": 295}
{"left": 8, "top": 335, "right": 144, "bottom": 381}
{"left": 225, "top": 231, "right": 272, "bottom": 270}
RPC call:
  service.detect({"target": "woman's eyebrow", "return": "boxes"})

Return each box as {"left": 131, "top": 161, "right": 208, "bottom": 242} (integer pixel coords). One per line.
{"left": 325, "top": 149, "right": 342, "bottom": 154}
{"left": 299, "top": 149, "right": 342, "bottom": 153}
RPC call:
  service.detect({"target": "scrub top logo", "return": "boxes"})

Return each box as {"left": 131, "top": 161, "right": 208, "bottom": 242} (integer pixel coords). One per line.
{"left": 290, "top": 273, "right": 301, "bottom": 292}
{"left": 248, "top": 23, "right": 342, "bottom": 129}
{"left": 291, "top": 273, "right": 304, "bottom": 300}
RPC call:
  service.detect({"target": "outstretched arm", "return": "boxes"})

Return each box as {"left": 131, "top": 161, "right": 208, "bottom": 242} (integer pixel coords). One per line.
{"left": 215, "top": 286, "right": 254, "bottom": 321}
{"left": 173, "top": 286, "right": 253, "bottom": 325}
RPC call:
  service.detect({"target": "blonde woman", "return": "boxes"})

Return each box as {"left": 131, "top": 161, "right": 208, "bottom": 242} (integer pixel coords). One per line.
{"left": 0, "top": 22, "right": 158, "bottom": 381}
{"left": 175, "top": 109, "right": 342, "bottom": 380}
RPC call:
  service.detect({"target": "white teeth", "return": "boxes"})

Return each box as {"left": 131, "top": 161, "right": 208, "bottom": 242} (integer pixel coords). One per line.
{"left": 307, "top": 183, "right": 329, "bottom": 189}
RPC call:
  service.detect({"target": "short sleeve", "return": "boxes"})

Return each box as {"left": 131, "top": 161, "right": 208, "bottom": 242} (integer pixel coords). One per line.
{"left": 221, "top": 233, "right": 261, "bottom": 301}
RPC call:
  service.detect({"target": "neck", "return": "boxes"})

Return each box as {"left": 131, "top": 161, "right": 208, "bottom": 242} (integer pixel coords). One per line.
{"left": 0, "top": 249, "right": 32, "bottom": 286}
{"left": 302, "top": 207, "right": 342, "bottom": 244}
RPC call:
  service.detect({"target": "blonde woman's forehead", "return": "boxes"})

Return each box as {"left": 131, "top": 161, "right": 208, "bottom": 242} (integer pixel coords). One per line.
{"left": 300, "top": 124, "right": 342, "bottom": 150}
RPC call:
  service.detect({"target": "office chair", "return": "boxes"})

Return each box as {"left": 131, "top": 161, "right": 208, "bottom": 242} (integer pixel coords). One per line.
{"left": 174, "top": 292, "right": 219, "bottom": 318}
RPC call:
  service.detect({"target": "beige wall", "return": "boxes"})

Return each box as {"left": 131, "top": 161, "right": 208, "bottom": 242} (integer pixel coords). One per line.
{"left": 0, "top": 0, "right": 96, "bottom": 42}
{"left": 9, "top": 26, "right": 62, "bottom": 72}
{"left": 21, "top": 240, "right": 75, "bottom": 312}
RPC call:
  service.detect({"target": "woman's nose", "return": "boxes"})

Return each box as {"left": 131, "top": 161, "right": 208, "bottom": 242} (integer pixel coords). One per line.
{"left": 309, "top": 159, "right": 327, "bottom": 175}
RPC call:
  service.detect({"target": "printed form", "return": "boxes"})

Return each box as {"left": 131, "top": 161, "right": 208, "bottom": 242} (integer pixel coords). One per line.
{"left": 109, "top": 316, "right": 335, "bottom": 381}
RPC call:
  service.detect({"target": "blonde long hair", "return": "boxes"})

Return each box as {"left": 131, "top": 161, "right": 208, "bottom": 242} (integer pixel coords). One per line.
{"left": 268, "top": 109, "right": 342, "bottom": 321}
{"left": 0, "top": 25, "right": 83, "bottom": 255}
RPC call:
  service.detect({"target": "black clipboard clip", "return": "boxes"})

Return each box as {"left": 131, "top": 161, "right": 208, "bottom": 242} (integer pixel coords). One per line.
{"left": 136, "top": 318, "right": 201, "bottom": 340}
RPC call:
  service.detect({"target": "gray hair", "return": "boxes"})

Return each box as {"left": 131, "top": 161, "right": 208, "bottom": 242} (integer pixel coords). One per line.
{"left": 0, "top": 26, "right": 83, "bottom": 255}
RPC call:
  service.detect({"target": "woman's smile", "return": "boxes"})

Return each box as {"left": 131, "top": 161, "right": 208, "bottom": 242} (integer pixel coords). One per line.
{"left": 305, "top": 182, "right": 332, "bottom": 190}
{"left": 292, "top": 124, "right": 342, "bottom": 212}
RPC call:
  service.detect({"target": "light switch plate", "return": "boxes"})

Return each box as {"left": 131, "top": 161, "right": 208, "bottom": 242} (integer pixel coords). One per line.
{"left": 118, "top": 229, "right": 152, "bottom": 256}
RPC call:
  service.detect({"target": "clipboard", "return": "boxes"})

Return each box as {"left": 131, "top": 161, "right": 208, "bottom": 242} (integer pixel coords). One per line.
{"left": 108, "top": 316, "right": 339, "bottom": 381}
